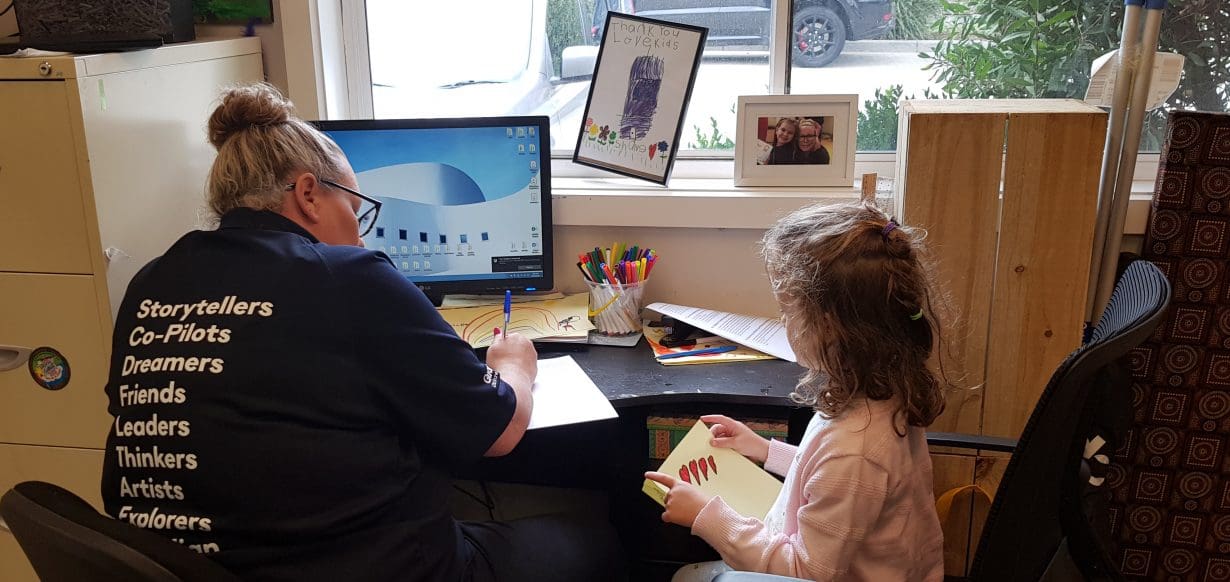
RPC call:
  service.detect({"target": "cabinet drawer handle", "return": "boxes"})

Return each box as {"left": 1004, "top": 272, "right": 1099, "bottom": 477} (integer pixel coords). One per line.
{"left": 0, "top": 345, "right": 33, "bottom": 372}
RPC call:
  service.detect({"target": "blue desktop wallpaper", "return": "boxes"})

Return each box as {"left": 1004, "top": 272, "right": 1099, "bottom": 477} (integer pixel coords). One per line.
{"left": 322, "top": 125, "right": 546, "bottom": 285}
{"left": 327, "top": 126, "right": 536, "bottom": 202}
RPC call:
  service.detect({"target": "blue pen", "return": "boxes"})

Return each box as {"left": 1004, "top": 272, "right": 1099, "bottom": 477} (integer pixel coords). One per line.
{"left": 657, "top": 345, "right": 738, "bottom": 360}
{"left": 502, "top": 290, "right": 512, "bottom": 335}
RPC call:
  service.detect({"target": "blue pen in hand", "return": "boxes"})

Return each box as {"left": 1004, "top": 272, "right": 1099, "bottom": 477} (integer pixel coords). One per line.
{"left": 657, "top": 345, "right": 738, "bottom": 360}
{"left": 502, "top": 290, "right": 512, "bottom": 335}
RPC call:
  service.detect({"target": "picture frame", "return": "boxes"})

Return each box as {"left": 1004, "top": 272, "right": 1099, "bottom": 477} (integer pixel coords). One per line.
{"left": 733, "top": 94, "right": 858, "bottom": 187}
{"left": 573, "top": 12, "right": 708, "bottom": 185}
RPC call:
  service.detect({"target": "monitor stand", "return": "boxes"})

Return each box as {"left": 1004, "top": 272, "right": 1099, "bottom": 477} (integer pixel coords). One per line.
{"left": 423, "top": 290, "right": 445, "bottom": 307}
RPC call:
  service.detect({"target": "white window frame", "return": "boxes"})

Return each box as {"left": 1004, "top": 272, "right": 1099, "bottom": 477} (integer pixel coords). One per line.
{"left": 311, "top": 0, "right": 1160, "bottom": 229}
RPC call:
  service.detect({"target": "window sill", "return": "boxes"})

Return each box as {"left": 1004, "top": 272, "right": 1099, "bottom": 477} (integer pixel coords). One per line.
{"left": 552, "top": 177, "right": 868, "bottom": 229}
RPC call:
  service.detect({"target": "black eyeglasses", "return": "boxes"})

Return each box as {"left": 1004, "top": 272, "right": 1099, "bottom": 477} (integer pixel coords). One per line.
{"left": 284, "top": 178, "right": 383, "bottom": 237}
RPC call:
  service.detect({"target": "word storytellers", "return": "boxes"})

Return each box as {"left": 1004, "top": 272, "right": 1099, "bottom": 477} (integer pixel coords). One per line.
{"left": 110, "top": 295, "right": 275, "bottom": 555}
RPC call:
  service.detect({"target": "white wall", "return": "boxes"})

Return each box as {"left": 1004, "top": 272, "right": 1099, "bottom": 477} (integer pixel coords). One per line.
{"left": 553, "top": 225, "right": 779, "bottom": 318}
{"left": 195, "top": 0, "right": 289, "bottom": 97}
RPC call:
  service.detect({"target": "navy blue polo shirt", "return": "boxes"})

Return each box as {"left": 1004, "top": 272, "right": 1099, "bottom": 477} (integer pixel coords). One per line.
{"left": 101, "top": 208, "right": 516, "bottom": 581}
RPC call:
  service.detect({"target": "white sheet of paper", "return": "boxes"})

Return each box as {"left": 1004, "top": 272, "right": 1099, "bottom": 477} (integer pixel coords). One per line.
{"left": 527, "top": 356, "right": 618, "bottom": 430}
{"left": 646, "top": 302, "right": 797, "bottom": 362}
{"left": 1085, "top": 50, "right": 1185, "bottom": 111}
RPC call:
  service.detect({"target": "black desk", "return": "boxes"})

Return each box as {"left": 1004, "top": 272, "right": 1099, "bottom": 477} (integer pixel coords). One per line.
{"left": 473, "top": 342, "right": 810, "bottom": 577}
{"left": 474, "top": 342, "right": 810, "bottom": 485}
{"left": 572, "top": 342, "right": 806, "bottom": 407}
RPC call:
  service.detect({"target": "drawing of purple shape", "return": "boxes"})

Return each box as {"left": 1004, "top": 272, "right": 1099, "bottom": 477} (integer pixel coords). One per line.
{"left": 620, "top": 55, "right": 664, "bottom": 141}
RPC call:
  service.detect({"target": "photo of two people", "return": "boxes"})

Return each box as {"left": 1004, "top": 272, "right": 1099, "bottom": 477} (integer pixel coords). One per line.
{"left": 754, "top": 116, "right": 834, "bottom": 166}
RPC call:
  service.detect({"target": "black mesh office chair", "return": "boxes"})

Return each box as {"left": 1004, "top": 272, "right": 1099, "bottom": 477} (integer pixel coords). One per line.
{"left": 716, "top": 260, "right": 1172, "bottom": 582}
{"left": 0, "top": 481, "right": 241, "bottom": 582}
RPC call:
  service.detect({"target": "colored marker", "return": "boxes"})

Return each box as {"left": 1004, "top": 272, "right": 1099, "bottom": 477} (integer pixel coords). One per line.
{"left": 503, "top": 290, "right": 512, "bottom": 335}
{"left": 657, "top": 345, "right": 739, "bottom": 360}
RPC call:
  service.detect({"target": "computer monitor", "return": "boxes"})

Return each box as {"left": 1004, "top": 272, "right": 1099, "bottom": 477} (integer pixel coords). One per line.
{"left": 313, "top": 116, "right": 553, "bottom": 305}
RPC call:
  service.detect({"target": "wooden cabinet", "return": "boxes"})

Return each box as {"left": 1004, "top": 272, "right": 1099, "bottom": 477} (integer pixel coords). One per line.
{"left": 0, "top": 444, "right": 105, "bottom": 582}
{"left": 0, "top": 38, "right": 262, "bottom": 580}
{"left": 897, "top": 100, "right": 1108, "bottom": 576}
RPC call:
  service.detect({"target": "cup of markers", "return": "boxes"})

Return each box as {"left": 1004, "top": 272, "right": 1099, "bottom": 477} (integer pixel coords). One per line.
{"left": 578, "top": 244, "right": 658, "bottom": 336}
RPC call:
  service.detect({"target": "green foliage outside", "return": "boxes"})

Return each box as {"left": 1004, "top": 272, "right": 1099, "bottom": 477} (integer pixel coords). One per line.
{"left": 192, "top": 0, "right": 271, "bottom": 23}
{"left": 923, "top": 0, "right": 1229, "bottom": 150}
{"left": 547, "top": 0, "right": 597, "bottom": 77}
{"left": 886, "top": 0, "right": 943, "bottom": 41}
{"left": 857, "top": 84, "right": 939, "bottom": 151}
{"left": 689, "top": 116, "right": 735, "bottom": 150}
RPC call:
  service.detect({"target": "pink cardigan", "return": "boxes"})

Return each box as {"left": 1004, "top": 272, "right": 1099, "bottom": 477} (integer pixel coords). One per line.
{"left": 691, "top": 399, "right": 945, "bottom": 581}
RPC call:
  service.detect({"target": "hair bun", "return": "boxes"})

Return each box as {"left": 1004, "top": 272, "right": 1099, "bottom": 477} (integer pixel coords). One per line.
{"left": 207, "top": 83, "right": 295, "bottom": 150}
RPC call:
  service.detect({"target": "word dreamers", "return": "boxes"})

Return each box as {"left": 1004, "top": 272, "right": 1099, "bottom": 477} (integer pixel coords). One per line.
{"left": 121, "top": 355, "right": 224, "bottom": 376}
{"left": 136, "top": 296, "right": 273, "bottom": 322}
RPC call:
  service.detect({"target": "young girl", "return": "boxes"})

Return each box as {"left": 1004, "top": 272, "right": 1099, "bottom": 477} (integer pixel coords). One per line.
{"left": 758, "top": 117, "right": 799, "bottom": 165}
{"left": 646, "top": 201, "right": 947, "bottom": 582}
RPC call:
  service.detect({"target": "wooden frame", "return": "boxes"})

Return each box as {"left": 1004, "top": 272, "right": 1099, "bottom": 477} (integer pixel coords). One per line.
{"left": 573, "top": 12, "right": 707, "bottom": 185}
{"left": 734, "top": 94, "right": 857, "bottom": 187}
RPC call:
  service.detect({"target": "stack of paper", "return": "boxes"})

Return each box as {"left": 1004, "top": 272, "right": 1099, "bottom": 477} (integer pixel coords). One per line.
{"left": 645, "top": 303, "right": 797, "bottom": 362}
{"left": 437, "top": 293, "right": 594, "bottom": 348}
{"left": 643, "top": 420, "right": 783, "bottom": 519}
{"left": 643, "top": 324, "right": 774, "bottom": 366}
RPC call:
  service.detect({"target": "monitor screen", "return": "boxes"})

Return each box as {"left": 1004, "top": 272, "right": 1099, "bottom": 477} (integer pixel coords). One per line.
{"left": 313, "top": 117, "right": 553, "bottom": 301}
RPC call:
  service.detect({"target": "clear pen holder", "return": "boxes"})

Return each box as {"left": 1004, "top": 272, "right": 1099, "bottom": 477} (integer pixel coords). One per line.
{"left": 586, "top": 279, "right": 647, "bottom": 336}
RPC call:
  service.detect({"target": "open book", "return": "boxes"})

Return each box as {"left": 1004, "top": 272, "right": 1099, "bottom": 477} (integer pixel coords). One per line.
{"left": 643, "top": 420, "right": 783, "bottom": 520}
{"left": 646, "top": 302, "right": 797, "bottom": 362}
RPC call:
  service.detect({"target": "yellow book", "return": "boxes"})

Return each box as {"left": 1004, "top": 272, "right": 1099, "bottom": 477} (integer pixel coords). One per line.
{"left": 643, "top": 420, "right": 783, "bottom": 520}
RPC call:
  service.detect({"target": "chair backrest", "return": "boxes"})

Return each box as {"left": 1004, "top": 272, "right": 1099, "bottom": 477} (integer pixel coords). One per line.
{"left": 968, "top": 260, "right": 1172, "bottom": 582}
{"left": 0, "top": 481, "right": 240, "bottom": 582}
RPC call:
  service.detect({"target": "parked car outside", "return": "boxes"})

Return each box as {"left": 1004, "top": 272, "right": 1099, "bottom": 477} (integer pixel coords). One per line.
{"left": 590, "top": 0, "right": 894, "bottom": 68}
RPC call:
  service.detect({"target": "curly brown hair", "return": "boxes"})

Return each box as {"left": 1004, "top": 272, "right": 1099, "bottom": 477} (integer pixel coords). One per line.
{"left": 763, "top": 201, "right": 947, "bottom": 432}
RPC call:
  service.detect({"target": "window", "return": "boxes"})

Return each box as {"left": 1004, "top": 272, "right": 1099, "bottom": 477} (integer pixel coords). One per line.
{"left": 346, "top": 0, "right": 1227, "bottom": 165}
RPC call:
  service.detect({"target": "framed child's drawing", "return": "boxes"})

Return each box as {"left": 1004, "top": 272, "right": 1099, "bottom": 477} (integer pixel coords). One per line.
{"left": 734, "top": 94, "right": 858, "bottom": 187}
{"left": 573, "top": 12, "right": 708, "bottom": 185}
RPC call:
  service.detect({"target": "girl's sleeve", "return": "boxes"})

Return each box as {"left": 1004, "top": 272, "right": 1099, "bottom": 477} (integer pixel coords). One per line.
{"left": 690, "top": 455, "right": 890, "bottom": 581}
{"left": 763, "top": 439, "right": 797, "bottom": 477}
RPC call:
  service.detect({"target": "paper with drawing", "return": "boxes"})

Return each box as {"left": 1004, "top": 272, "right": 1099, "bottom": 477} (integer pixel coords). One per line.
{"left": 643, "top": 420, "right": 783, "bottom": 519}
{"left": 437, "top": 293, "right": 593, "bottom": 348}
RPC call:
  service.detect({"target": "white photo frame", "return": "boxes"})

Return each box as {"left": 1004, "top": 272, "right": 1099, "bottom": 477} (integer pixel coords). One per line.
{"left": 734, "top": 94, "right": 858, "bottom": 187}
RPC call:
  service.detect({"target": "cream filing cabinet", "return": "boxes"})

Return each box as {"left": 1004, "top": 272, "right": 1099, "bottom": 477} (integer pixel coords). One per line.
{"left": 0, "top": 38, "right": 262, "bottom": 580}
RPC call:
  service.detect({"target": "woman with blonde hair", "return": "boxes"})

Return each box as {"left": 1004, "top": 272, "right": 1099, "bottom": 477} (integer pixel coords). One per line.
{"left": 101, "top": 83, "right": 623, "bottom": 582}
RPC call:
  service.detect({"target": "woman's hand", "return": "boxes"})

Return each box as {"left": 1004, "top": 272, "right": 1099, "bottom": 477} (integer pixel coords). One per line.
{"left": 701, "top": 414, "right": 770, "bottom": 463}
{"left": 486, "top": 330, "right": 537, "bottom": 388}
{"left": 644, "top": 471, "right": 713, "bottom": 528}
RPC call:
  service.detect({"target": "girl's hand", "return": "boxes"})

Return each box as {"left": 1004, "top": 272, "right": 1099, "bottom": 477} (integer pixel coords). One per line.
{"left": 644, "top": 471, "right": 713, "bottom": 528}
{"left": 701, "top": 414, "right": 770, "bottom": 463}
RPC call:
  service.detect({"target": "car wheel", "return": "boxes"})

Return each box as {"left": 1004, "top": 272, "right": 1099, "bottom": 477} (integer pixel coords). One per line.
{"left": 792, "top": 5, "right": 847, "bottom": 68}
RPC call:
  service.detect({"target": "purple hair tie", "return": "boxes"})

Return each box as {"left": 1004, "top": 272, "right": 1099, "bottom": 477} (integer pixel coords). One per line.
{"left": 881, "top": 219, "right": 899, "bottom": 239}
